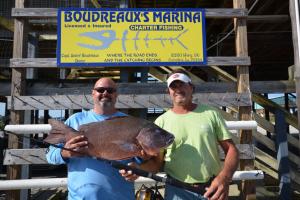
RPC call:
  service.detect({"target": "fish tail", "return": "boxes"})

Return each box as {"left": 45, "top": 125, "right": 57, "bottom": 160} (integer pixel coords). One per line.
{"left": 44, "top": 119, "right": 77, "bottom": 144}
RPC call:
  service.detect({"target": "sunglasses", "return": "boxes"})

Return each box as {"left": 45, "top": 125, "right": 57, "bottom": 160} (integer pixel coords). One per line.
{"left": 93, "top": 87, "right": 116, "bottom": 94}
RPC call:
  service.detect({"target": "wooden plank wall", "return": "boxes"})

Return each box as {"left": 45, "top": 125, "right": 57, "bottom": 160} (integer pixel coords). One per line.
{"left": 11, "top": 8, "right": 248, "bottom": 18}
{"left": 6, "top": 92, "right": 251, "bottom": 110}
{"left": 3, "top": 144, "right": 255, "bottom": 165}
{"left": 0, "top": 81, "right": 296, "bottom": 96}
{"left": 9, "top": 57, "right": 251, "bottom": 67}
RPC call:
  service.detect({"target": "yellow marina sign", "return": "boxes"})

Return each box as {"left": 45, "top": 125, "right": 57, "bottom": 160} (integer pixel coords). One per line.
{"left": 57, "top": 8, "right": 207, "bottom": 67}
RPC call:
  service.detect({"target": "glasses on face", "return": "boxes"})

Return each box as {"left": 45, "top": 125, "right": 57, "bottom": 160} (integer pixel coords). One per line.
{"left": 93, "top": 87, "right": 116, "bottom": 94}
{"left": 169, "top": 81, "right": 186, "bottom": 89}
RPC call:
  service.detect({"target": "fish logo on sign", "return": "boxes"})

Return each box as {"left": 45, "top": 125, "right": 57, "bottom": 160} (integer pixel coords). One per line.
{"left": 77, "top": 29, "right": 189, "bottom": 52}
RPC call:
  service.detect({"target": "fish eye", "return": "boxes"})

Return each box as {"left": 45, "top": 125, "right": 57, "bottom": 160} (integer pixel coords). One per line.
{"left": 155, "top": 129, "right": 161, "bottom": 133}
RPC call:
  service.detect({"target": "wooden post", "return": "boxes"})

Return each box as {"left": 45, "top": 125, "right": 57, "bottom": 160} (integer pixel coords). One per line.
{"left": 289, "top": 0, "right": 300, "bottom": 171}
{"left": 284, "top": 93, "right": 290, "bottom": 134}
{"left": 19, "top": 33, "right": 38, "bottom": 200}
{"left": 275, "top": 109, "right": 291, "bottom": 200}
{"left": 20, "top": 111, "right": 31, "bottom": 200}
{"left": 263, "top": 93, "right": 271, "bottom": 138}
{"left": 233, "top": 0, "right": 255, "bottom": 199}
{"left": 7, "top": 0, "right": 28, "bottom": 199}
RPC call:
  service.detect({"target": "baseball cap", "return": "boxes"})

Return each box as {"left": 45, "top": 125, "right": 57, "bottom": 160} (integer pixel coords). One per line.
{"left": 167, "top": 73, "right": 192, "bottom": 87}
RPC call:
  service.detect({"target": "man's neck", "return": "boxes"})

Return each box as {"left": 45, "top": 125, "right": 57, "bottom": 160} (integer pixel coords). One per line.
{"left": 171, "top": 103, "right": 197, "bottom": 114}
{"left": 93, "top": 107, "right": 117, "bottom": 115}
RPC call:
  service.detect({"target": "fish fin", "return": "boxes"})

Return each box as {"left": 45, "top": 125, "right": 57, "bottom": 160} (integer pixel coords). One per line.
{"left": 105, "top": 116, "right": 127, "bottom": 121}
{"left": 78, "top": 123, "right": 90, "bottom": 133}
{"left": 44, "top": 119, "right": 77, "bottom": 144}
{"left": 113, "top": 140, "right": 140, "bottom": 152}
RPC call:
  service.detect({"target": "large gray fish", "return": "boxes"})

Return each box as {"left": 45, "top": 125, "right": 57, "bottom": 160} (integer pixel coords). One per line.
{"left": 44, "top": 116, "right": 174, "bottom": 160}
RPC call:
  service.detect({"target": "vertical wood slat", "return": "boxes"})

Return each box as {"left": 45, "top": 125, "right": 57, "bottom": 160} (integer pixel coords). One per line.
{"left": 290, "top": 0, "right": 300, "bottom": 79}
{"left": 8, "top": 0, "right": 27, "bottom": 199}
{"left": 233, "top": 0, "right": 255, "bottom": 200}
{"left": 275, "top": 110, "right": 291, "bottom": 200}
{"left": 20, "top": 33, "right": 39, "bottom": 200}
{"left": 289, "top": 0, "right": 300, "bottom": 171}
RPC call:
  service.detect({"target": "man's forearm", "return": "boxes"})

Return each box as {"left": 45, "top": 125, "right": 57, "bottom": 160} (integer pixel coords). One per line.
{"left": 220, "top": 144, "right": 239, "bottom": 181}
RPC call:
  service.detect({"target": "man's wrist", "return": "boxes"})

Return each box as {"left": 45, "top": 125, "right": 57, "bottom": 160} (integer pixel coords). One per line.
{"left": 60, "top": 149, "right": 69, "bottom": 162}
{"left": 223, "top": 175, "right": 232, "bottom": 183}
{"left": 218, "top": 172, "right": 232, "bottom": 183}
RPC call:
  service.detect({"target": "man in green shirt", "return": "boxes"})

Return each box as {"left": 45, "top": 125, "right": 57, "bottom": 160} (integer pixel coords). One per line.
{"left": 121, "top": 70, "right": 239, "bottom": 200}
{"left": 156, "top": 70, "right": 239, "bottom": 200}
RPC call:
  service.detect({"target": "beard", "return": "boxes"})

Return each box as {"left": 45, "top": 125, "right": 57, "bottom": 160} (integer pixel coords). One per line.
{"left": 99, "top": 100, "right": 113, "bottom": 108}
{"left": 97, "top": 97, "right": 114, "bottom": 109}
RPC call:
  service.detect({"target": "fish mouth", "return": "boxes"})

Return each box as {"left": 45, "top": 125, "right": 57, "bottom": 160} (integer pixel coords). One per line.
{"left": 165, "top": 134, "right": 175, "bottom": 146}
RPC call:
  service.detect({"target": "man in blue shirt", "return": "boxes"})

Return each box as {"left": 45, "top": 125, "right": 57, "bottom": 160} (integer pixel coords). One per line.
{"left": 46, "top": 77, "right": 136, "bottom": 200}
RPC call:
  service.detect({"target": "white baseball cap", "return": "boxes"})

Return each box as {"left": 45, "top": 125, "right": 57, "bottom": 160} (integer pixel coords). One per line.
{"left": 167, "top": 73, "right": 192, "bottom": 87}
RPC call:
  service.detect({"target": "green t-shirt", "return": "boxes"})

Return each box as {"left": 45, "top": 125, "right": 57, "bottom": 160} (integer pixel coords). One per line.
{"left": 155, "top": 104, "right": 232, "bottom": 183}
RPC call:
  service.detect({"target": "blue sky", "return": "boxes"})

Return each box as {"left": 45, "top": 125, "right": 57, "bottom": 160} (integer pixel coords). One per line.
{"left": 0, "top": 102, "right": 5, "bottom": 116}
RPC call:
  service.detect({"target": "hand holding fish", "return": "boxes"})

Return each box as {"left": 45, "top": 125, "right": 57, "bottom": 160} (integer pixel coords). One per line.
{"left": 119, "top": 162, "right": 139, "bottom": 182}
{"left": 119, "top": 149, "right": 155, "bottom": 181}
{"left": 139, "top": 149, "right": 155, "bottom": 160}
{"left": 61, "top": 135, "right": 89, "bottom": 158}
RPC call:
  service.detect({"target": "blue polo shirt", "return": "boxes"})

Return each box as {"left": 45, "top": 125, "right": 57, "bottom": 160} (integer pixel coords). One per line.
{"left": 46, "top": 110, "right": 135, "bottom": 200}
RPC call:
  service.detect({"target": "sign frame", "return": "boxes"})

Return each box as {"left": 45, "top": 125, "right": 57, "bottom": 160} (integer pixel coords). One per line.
{"left": 57, "top": 8, "right": 207, "bottom": 67}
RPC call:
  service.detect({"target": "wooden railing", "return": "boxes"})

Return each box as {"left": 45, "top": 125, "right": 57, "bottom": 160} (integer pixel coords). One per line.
{"left": 2, "top": 121, "right": 262, "bottom": 190}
